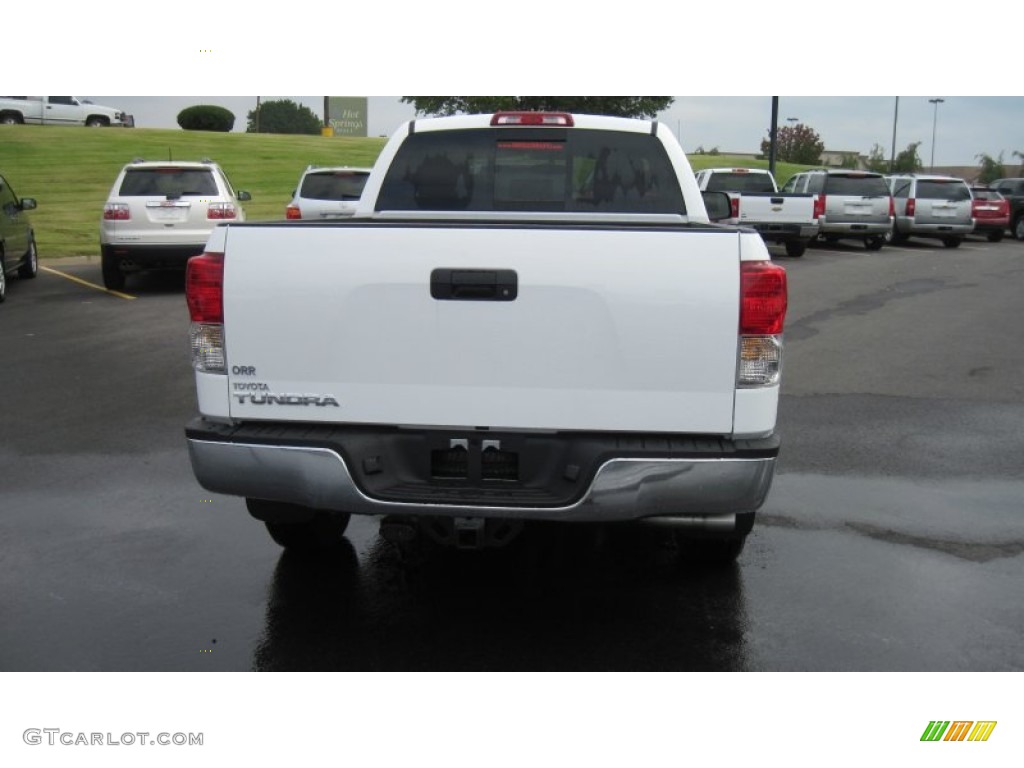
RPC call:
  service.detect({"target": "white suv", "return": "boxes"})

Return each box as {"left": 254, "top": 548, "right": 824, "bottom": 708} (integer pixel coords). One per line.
{"left": 100, "top": 159, "right": 250, "bottom": 290}
{"left": 285, "top": 166, "right": 371, "bottom": 220}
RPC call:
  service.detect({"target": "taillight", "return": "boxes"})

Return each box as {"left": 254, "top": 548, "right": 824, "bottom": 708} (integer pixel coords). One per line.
{"left": 889, "top": 196, "right": 895, "bottom": 217}
{"left": 286, "top": 205, "right": 301, "bottom": 220}
{"left": 813, "top": 193, "right": 825, "bottom": 219}
{"left": 741, "top": 261, "right": 787, "bottom": 335}
{"left": 186, "top": 252, "right": 226, "bottom": 373}
{"left": 738, "top": 261, "right": 787, "bottom": 388}
{"left": 490, "top": 112, "right": 574, "bottom": 127}
{"left": 730, "top": 196, "right": 740, "bottom": 219}
{"left": 207, "top": 202, "right": 237, "bottom": 220}
{"left": 103, "top": 203, "right": 130, "bottom": 220}
{"left": 906, "top": 198, "right": 916, "bottom": 216}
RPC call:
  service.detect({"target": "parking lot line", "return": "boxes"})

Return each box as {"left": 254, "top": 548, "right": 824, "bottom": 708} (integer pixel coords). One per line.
{"left": 40, "top": 266, "right": 136, "bottom": 300}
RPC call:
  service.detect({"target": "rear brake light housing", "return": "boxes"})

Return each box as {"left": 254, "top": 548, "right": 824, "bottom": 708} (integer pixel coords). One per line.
{"left": 285, "top": 204, "right": 301, "bottom": 220}
{"left": 730, "top": 196, "right": 740, "bottom": 219}
{"left": 490, "top": 112, "right": 574, "bottom": 127}
{"left": 906, "top": 198, "right": 916, "bottom": 217}
{"left": 103, "top": 203, "right": 130, "bottom": 220}
{"left": 813, "top": 193, "right": 825, "bottom": 220}
{"left": 207, "top": 202, "right": 237, "bottom": 220}
{"left": 738, "top": 261, "right": 787, "bottom": 388}
{"left": 186, "top": 252, "right": 226, "bottom": 373}
{"left": 888, "top": 196, "right": 895, "bottom": 218}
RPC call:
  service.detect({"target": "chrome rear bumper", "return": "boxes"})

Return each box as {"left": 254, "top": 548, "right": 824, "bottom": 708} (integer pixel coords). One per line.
{"left": 187, "top": 437, "right": 776, "bottom": 528}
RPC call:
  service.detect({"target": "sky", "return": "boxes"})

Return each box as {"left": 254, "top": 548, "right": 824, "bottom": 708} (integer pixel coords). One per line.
{"left": 12, "top": 3, "right": 1020, "bottom": 170}
{"left": 84, "top": 95, "right": 1023, "bottom": 167}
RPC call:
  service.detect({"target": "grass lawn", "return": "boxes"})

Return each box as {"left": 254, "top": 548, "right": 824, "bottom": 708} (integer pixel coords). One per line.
{"left": 0, "top": 125, "right": 386, "bottom": 258}
{"left": 0, "top": 126, "right": 817, "bottom": 258}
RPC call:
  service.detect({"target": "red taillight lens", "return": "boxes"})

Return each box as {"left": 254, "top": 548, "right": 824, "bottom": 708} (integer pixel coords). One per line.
{"left": 207, "top": 203, "right": 237, "bottom": 220}
{"left": 186, "top": 252, "right": 224, "bottom": 323}
{"left": 730, "top": 196, "right": 740, "bottom": 218}
{"left": 103, "top": 203, "right": 130, "bottom": 220}
{"left": 889, "top": 196, "right": 895, "bottom": 217}
{"left": 741, "top": 261, "right": 787, "bottom": 335}
{"left": 813, "top": 193, "right": 825, "bottom": 219}
{"left": 286, "top": 205, "right": 302, "bottom": 220}
{"left": 490, "top": 112, "right": 574, "bottom": 127}
{"left": 906, "top": 198, "right": 916, "bottom": 216}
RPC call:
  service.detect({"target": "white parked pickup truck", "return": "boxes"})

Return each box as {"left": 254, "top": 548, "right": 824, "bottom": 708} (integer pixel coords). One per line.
{"left": 694, "top": 167, "right": 819, "bottom": 257}
{"left": 184, "top": 112, "right": 788, "bottom": 564}
{"left": 0, "top": 96, "right": 132, "bottom": 127}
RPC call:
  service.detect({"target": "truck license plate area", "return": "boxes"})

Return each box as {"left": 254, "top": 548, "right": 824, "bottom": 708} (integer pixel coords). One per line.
{"left": 431, "top": 440, "right": 519, "bottom": 481}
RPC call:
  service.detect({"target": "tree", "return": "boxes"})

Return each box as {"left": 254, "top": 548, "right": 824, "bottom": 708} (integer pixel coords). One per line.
{"left": 1014, "top": 150, "right": 1024, "bottom": 174}
{"left": 401, "top": 97, "right": 673, "bottom": 119}
{"left": 865, "top": 143, "right": 888, "bottom": 173}
{"left": 759, "top": 123, "right": 824, "bottom": 165}
{"left": 246, "top": 99, "right": 322, "bottom": 135}
{"left": 177, "top": 105, "right": 235, "bottom": 132}
{"left": 976, "top": 152, "right": 1006, "bottom": 184}
{"left": 893, "top": 142, "right": 923, "bottom": 173}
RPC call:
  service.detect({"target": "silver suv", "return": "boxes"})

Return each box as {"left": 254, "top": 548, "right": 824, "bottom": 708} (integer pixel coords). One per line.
{"left": 781, "top": 169, "right": 893, "bottom": 250}
{"left": 285, "top": 166, "right": 371, "bottom": 220}
{"left": 100, "top": 159, "right": 250, "bottom": 290}
{"left": 884, "top": 174, "right": 974, "bottom": 248}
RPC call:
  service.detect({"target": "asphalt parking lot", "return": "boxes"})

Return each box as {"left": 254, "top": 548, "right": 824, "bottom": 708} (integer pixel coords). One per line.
{"left": 1, "top": 234, "right": 1022, "bottom": 671}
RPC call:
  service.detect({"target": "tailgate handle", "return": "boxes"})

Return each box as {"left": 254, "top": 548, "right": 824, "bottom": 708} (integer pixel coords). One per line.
{"left": 770, "top": 197, "right": 784, "bottom": 204}
{"left": 431, "top": 268, "right": 518, "bottom": 301}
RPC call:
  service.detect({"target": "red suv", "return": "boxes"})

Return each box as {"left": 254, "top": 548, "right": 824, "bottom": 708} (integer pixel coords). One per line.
{"left": 970, "top": 186, "right": 1010, "bottom": 242}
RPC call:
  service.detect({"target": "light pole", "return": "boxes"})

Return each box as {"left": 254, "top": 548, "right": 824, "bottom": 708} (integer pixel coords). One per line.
{"left": 928, "top": 98, "right": 944, "bottom": 172}
{"left": 889, "top": 96, "right": 899, "bottom": 173}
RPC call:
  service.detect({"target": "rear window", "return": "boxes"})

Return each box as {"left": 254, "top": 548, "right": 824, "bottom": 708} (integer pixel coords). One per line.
{"left": 300, "top": 170, "right": 370, "bottom": 201}
{"left": 377, "top": 128, "right": 685, "bottom": 214}
{"left": 119, "top": 168, "right": 218, "bottom": 197}
{"left": 916, "top": 180, "right": 970, "bottom": 201}
{"left": 823, "top": 174, "right": 890, "bottom": 197}
{"left": 971, "top": 189, "right": 1002, "bottom": 201}
{"left": 704, "top": 172, "right": 776, "bottom": 194}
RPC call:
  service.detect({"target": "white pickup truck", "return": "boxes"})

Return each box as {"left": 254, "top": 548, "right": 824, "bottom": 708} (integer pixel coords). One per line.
{"left": 184, "top": 112, "right": 788, "bottom": 564}
{"left": 0, "top": 96, "right": 132, "bottom": 127}
{"left": 694, "top": 167, "right": 818, "bottom": 257}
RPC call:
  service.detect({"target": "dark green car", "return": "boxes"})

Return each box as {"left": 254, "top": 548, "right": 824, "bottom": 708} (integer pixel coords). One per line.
{"left": 0, "top": 172, "right": 38, "bottom": 302}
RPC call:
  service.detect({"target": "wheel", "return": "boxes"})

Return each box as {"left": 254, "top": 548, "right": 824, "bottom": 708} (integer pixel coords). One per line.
{"left": 942, "top": 237, "right": 962, "bottom": 248}
{"left": 674, "top": 531, "right": 747, "bottom": 567}
{"left": 883, "top": 228, "right": 893, "bottom": 243}
{"left": 0, "top": 115, "right": 19, "bottom": 125}
{"left": 865, "top": 235, "right": 885, "bottom": 251}
{"left": 85, "top": 117, "right": 106, "bottom": 127}
{"left": 986, "top": 230, "right": 1004, "bottom": 243}
{"left": 1014, "top": 216, "right": 1024, "bottom": 241}
{"left": 264, "top": 513, "right": 351, "bottom": 550}
{"left": 101, "top": 248, "right": 126, "bottom": 291}
{"left": 246, "top": 498, "right": 351, "bottom": 550}
{"left": 784, "top": 240, "right": 806, "bottom": 258}
{"left": 0, "top": 251, "right": 7, "bottom": 303}
{"left": 18, "top": 236, "right": 38, "bottom": 279}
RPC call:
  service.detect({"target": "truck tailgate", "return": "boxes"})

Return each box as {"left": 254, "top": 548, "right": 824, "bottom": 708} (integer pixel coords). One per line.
{"left": 221, "top": 223, "right": 740, "bottom": 434}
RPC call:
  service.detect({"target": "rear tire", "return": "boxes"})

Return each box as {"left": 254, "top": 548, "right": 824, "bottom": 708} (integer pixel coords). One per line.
{"left": 986, "top": 230, "right": 1004, "bottom": 243}
{"left": 18, "top": 236, "right": 38, "bottom": 279}
{"left": 101, "top": 248, "right": 126, "bottom": 291}
{"left": 784, "top": 240, "right": 807, "bottom": 258}
{"left": 865, "top": 235, "right": 885, "bottom": 251}
{"left": 0, "top": 251, "right": 7, "bottom": 303}
{"left": 674, "top": 532, "right": 747, "bottom": 567}
{"left": 942, "top": 237, "right": 962, "bottom": 248}
{"left": 1013, "top": 216, "right": 1024, "bottom": 241}
{"left": 246, "top": 499, "right": 351, "bottom": 550}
